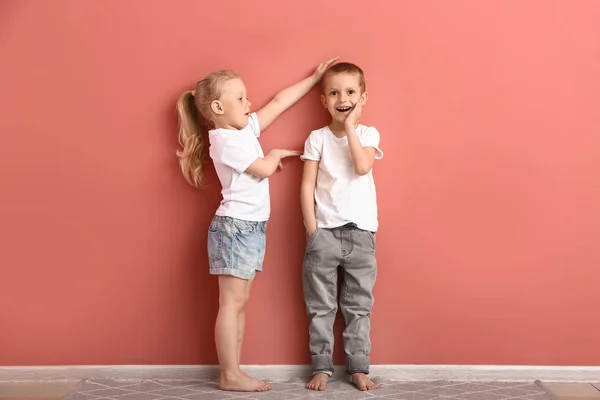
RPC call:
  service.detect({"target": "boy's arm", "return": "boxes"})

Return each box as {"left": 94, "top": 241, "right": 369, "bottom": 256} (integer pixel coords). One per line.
{"left": 347, "top": 127, "right": 378, "bottom": 176}
{"left": 301, "top": 160, "right": 319, "bottom": 235}
{"left": 345, "top": 101, "right": 378, "bottom": 176}
{"left": 256, "top": 57, "right": 338, "bottom": 132}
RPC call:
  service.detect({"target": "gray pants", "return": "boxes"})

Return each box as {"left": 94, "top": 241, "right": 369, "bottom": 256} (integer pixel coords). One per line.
{"left": 302, "top": 223, "right": 377, "bottom": 376}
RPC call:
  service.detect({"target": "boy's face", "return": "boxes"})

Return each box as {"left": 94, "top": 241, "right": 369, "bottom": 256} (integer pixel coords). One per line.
{"left": 321, "top": 72, "right": 367, "bottom": 125}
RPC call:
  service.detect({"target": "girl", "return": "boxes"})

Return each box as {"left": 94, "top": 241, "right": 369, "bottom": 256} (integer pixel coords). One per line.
{"left": 176, "top": 57, "right": 337, "bottom": 392}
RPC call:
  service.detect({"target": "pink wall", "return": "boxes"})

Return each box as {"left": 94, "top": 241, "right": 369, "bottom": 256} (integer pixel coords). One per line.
{"left": 1, "top": 0, "right": 599, "bottom": 366}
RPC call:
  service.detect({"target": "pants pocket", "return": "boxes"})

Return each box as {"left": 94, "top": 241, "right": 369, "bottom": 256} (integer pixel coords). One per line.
{"left": 305, "top": 228, "right": 322, "bottom": 252}
{"left": 364, "top": 230, "right": 376, "bottom": 250}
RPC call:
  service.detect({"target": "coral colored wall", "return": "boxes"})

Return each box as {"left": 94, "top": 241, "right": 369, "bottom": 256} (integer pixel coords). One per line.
{"left": 1, "top": 0, "right": 599, "bottom": 366}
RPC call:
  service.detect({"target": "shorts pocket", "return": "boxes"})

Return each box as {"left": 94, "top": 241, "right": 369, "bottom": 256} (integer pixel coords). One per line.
{"left": 258, "top": 221, "right": 267, "bottom": 234}
{"left": 208, "top": 217, "right": 220, "bottom": 233}
{"left": 208, "top": 228, "right": 222, "bottom": 262}
{"left": 233, "top": 218, "right": 258, "bottom": 235}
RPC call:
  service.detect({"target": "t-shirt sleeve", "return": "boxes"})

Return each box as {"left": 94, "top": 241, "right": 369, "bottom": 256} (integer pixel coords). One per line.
{"left": 361, "top": 127, "right": 384, "bottom": 159}
{"left": 220, "top": 135, "right": 259, "bottom": 173}
{"left": 248, "top": 112, "right": 261, "bottom": 137}
{"left": 301, "top": 131, "right": 322, "bottom": 161}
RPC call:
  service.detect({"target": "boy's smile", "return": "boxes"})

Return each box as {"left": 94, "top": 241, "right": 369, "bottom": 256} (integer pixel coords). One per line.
{"left": 321, "top": 72, "right": 367, "bottom": 127}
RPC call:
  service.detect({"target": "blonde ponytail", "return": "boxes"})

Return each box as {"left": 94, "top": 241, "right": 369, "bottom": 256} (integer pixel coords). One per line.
{"left": 176, "top": 90, "right": 205, "bottom": 187}
{"left": 176, "top": 70, "right": 241, "bottom": 188}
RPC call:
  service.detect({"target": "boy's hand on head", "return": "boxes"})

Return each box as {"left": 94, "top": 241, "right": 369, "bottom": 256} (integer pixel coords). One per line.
{"left": 345, "top": 100, "right": 363, "bottom": 128}
{"left": 312, "top": 57, "right": 339, "bottom": 82}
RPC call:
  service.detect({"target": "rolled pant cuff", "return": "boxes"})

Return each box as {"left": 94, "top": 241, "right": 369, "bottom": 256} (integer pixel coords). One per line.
{"left": 312, "top": 354, "right": 334, "bottom": 376}
{"left": 346, "top": 355, "right": 370, "bottom": 375}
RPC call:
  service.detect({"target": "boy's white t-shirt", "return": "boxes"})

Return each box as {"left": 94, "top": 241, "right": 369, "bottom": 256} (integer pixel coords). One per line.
{"left": 302, "top": 125, "right": 383, "bottom": 232}
{"left": 208, "top": 113, "right": 270, "bottom": 221}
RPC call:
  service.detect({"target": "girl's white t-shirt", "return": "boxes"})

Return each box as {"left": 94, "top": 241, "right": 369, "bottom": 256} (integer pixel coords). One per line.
{"left": 208, "top": 113, "right": 270, "bottom": 221}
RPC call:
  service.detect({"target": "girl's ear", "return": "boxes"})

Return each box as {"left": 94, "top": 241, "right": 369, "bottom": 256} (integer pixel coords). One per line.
{"left": 211, "top": 100, "right": 224, "bottom": 115}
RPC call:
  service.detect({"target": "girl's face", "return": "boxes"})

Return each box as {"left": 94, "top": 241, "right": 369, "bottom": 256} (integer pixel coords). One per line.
{"left": 212, "top": 78, "right": 252, "bottom": 130}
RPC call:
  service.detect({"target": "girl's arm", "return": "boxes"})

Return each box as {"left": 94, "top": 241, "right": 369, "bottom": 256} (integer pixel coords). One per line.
{"left": 301, "top": 160, "right": 319, "bottom": 235}
{"left": 245, "top": 149, "right": 302, "bottom": 179}
{"left": 256, "top": 57, "right": 338, "bottom": 131}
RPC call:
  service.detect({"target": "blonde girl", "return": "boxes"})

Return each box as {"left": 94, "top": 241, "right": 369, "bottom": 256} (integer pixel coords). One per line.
{"left": 176, "top": 57, "right": 337, "bottom": 392}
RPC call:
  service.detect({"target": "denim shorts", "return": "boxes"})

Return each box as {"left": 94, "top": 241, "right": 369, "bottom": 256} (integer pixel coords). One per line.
{"left": 207, "top": 215, "right": 267, "bottom": 280}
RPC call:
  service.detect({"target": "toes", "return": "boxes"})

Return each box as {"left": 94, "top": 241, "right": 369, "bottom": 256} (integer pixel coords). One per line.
{"left": 255, "top": 381, "right": 270, "bottom": 392}
{"left": 307, "top": 380, "right": 327, "bottom": 391}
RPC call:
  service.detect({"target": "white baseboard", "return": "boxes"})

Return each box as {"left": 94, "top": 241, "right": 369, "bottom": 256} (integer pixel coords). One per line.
{"left": 0, "top": 365, "right": 598, "bottom": 383}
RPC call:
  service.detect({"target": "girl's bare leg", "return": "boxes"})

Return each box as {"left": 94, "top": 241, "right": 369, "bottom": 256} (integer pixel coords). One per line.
{"left": 215, "top": 276, "right": 270, "bottom": 392}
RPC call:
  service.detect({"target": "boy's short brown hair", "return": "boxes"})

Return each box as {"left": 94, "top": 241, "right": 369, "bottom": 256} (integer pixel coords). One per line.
{"left": 321, "top": 62, "right": 366, "bottom": 93}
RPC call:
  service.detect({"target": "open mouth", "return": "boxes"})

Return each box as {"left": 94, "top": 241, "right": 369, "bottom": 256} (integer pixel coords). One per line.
{"left": 336, "top": 106, "right": 351, "bottom": 113}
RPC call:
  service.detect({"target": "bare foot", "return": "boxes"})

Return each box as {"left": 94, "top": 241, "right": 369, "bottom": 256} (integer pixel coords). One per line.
{"left": 219, "top": 370, "right": 271, "bottom": 392}
{"left": 351, "top": 372, "right": 377, "bottom": 391}
{"left": 306, "top": 372, "right": 329, "bottom": 391}
{"left": 239, "top": 369, "right": 269, "bottom": 386}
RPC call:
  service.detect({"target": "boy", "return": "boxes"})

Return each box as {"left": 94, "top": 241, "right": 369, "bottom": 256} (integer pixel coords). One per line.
{"left": 300, "top": 62, "right": 383, "bottom": 391}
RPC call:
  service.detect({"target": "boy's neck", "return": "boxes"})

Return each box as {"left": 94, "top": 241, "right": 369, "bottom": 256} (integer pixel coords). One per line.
{"left": 328, "top": 121, "right": 357, "bottom": 138}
